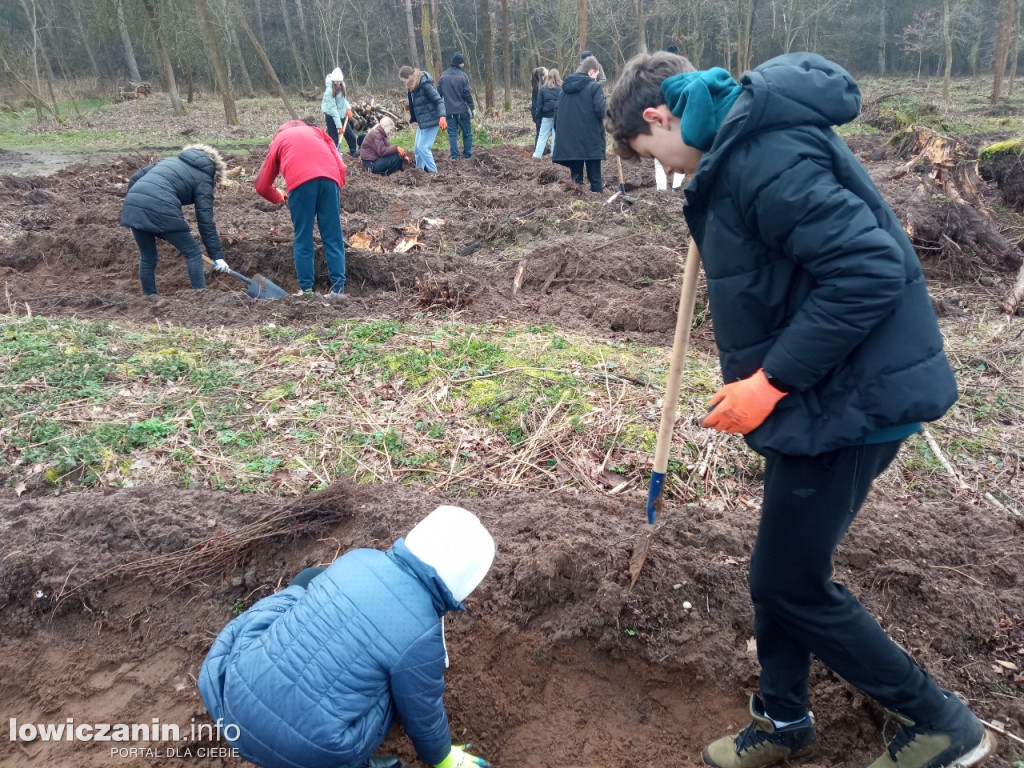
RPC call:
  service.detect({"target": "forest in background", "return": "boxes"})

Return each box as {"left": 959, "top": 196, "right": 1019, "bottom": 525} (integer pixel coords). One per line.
{"left": 1, "top": 0, "right": 1024, "bottom": 121}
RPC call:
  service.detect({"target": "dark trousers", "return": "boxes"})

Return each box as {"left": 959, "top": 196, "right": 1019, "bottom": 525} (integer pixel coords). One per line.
{"left": 363, "top": 153, "right": 404, "bottom": 176}
{"left": 132, "top": 227, "right": 206, "bottom": 295}
{"left": 290, "top": 567, "right": 325, "bottom": 589}
{"left": 751, "top": 441, "right": 946, "bottom": 723}
{"left": 446, "top": 111, "right": 472, "bottom": 158}
{"left": 287, "top": 177, "right": 346, "bottom": 293}
{"left": 565, "top": 160, "right": 602, "bottom": 192}
{"left": 325, "top": 113, "right": 358, "bottom": 155}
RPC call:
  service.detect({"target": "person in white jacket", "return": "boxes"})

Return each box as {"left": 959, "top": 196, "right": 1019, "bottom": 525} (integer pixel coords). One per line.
{"left": 322, "top": 67, "right": 360, "bottom": 158}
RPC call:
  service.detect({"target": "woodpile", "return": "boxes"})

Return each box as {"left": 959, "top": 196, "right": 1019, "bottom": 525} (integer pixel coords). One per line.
{"left": 115, "top": 82, "right": 153, "bottom": 102}
{"left": 347, "top": 102, "right": 405, "bottom": 132}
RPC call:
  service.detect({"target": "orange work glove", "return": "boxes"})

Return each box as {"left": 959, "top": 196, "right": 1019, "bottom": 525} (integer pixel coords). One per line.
{"left": 397, "top": 147, "right": 407, "bottom": 159}
{"left": 278, "top": 188, "right": 288, "bottom": 204}
{"left": 345, "top": 109, "right": 353, "bottom": 119}
{"left": 701, "top": 369, "right": 788, "bottom": 435}
{"left": 439, "top": 115, "right": 448, "bottom": 130}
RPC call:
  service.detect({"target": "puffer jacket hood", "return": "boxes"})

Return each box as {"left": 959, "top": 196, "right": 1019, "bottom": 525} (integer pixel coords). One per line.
{"left": 682, "top": 53, "right": 957, "bottom": 455}
{"left": 698, "top": 53, "right": 860, "bottom": 181}
{"left": 180, "top": 143, "right": 226, "bottom": 184}
{"left": 561, "top": 71, "right": 593, "bottom": 95}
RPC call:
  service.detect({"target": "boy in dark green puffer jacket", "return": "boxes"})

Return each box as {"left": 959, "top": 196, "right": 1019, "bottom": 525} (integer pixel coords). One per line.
{"left": 606, "top": 51, "right": 994, "bottom": 768}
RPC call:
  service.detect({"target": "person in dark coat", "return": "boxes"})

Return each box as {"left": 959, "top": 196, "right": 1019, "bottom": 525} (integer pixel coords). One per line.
{"left": 530, "top": 67, "right": 547, "bottom": 147}
{"left": 120, "top": 143, "right": 229, "bottom": 295}
{"left": 360, "top": 117, "right": 407, "bottom": 176}
{"left": 437, "top": 52, "right": 475, "bottom": 159}
{"left": 606, "top": 51, "right": 994, "bottom": 768}
{"left": 532, "top": 68, "right": 561, "bottom": 158}
{"left": 199, "top": 505, "right": 494, "bottom": 768}
{"left": 577, "top": 49, "right": 607, "bottom": 84}
{"left": 552, "top": 56, "right": 606, "bottom": 192}
{"left": 399, "top": 65, "right": 446, "bottom": 173}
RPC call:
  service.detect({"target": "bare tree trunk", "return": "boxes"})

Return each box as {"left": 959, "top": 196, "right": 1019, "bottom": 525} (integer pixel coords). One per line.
{"left": 420, "top": 3, "right": 436, "bottom": 78}
{"left": 117, "top": 0, "right": 143, "bottom": 81}
{"left": 579, "top": 0, "right": 587, "bottom": 55}
{"left": 481, "top": 0, "right": 495, "bottom": 113}
{"left": 280, "top": 0, "right": 307, "bottom": 89}
{"left": 1010, "top": 1, "right": 1023, "bottom": 94}
{"left": 991, "top": 0, "right": 1014, "bottom": 103}
{"left": 942, "top": 0, "right": 952, "bottom": 102}
{"left": 231, "top": 0, "right": 297, "bottom": 118}
{"left": 141, "top": 0, "right": 185, "bottom": 115}
{"left": 403, "top": 0, "right": 419, "bottom": 64}
{"left": 737, "top": 0, "right": 759, "bottom": 75}
{"left": 254, "top": 0, "right": 265, "bottom": 43}
{"left": 501, "top": 0, "right": 511, "bottom": 111}
{"left": 196, "top": 0, "right": 239, "bottom": 125}
{"left": 70, "top": 0, "right": 101, "bottom": 79}
{"left": 219, "top": 0, "right": 255, "bottom": 97}
{"left": 637, "top": 0, "right": 647, "bottom": 54}
{"left": 877, "top": 0, "right": 886, "bottom": 75}
{"left": 430, "top": 0, "right": 442, "bottom": 78}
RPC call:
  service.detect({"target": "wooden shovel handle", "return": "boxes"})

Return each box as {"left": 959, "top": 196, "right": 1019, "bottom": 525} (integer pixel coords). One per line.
{"left": 652, "top": 238, "right": 702, "bottom": 475}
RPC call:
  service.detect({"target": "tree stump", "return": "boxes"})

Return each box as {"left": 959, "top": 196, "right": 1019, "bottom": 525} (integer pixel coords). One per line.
{"left": 891, "top": 124, "right": 1024, "bottom": 314}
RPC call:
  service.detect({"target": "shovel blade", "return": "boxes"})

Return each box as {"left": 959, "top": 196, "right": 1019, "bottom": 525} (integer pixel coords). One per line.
{"left": 246, "top": 274, "right": 288, "bottom": 300}
{"left": 629, "top": 525, "right": 655, "bottom": 588}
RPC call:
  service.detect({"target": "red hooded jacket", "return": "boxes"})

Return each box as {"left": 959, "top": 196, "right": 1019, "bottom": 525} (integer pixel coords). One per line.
{"left": 255, "top": 120, "right": 347, "bottom": 204}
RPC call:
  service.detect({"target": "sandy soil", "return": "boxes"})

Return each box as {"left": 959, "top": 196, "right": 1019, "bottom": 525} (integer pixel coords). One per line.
{"left": 0, "top": 137, "right": 1022, "bottom": 768}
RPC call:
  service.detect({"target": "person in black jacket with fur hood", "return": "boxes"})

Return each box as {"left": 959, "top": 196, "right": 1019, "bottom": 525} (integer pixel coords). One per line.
{"left": 120, "top": 144, "right": 229, "bottom": 295}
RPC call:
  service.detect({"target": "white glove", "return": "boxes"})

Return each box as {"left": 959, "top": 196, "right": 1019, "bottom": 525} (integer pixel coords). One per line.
{"left": 213, "top": 259, "right": 230, "bottom": 273}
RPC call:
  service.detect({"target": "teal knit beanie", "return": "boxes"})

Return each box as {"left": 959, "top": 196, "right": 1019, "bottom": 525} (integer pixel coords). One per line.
{"left": 660, "top": 68, "right": 742, "bottom": 151}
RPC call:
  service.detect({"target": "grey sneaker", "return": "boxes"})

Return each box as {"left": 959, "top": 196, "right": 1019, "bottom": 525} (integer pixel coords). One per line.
{"left": 325, "top": 288, "right": 347, "bottom": 298}
{"left": 365, "top": 757, "right": 402, "bottom": 768}
{"left": 868, "top": 694, "right": 995, "bottom": 768}
{"left": 703, "top": 694, "right": 817, "bottom": 768}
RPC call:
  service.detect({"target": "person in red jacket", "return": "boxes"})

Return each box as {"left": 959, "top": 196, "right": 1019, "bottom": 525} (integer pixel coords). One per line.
{"left": 255, "top": 120, "right": 348, "bottom": 296}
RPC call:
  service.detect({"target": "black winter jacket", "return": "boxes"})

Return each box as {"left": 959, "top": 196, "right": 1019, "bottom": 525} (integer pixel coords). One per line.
{"left": 552, "top": 73, "right": 606, "bottom": 163}
{"left": 682, "top": 53, "right": 957, "bottom": 456}
{"left": 537, "top": 85, "right": 561, "bottom": 119}
{"left": 407, "top": 72, "right": 445, "bottom": 130}
{"left": 437, "top": 66, "right": 473, "bottom": 115}
{"left": 120, "top": 149, "right": 224, "bottom": 261}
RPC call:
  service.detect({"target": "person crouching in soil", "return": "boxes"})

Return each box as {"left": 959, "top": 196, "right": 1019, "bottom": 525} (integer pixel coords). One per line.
{"left": 552, "top": 56, "right": 607, "bottom": 193}
{"left": 360, "top": 116, "right": 408, "bottom": 176}
{"left": 255, "top": 120, "right": 348, "bottom": 297}
{"left": 605, "top": 50, "right": 995, "bottom": 768}
{"left": 120, "top": 143, "right": 231, "bottom": 295}
{"left": 199, "top": 505, "right": 495, "bottom": 768}
{"left": 399, "top": 65, "right": 447, "bottom": 173}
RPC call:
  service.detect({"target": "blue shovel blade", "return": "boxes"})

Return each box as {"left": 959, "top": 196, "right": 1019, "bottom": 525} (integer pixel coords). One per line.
{"left": 646, "top": 471, "right": 666, "bottom": 524}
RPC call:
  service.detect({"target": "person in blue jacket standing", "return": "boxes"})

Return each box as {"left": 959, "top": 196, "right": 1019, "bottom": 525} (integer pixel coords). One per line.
{"left": 606, "top": 52, "right": 995, "bottom": 768}
{"left": 437, "top": 52, "right": 475, "bottom": 159}
{"left": 120, "top": 143, "right": 230, "bottom": 295}
{"left": 399, "top": 65, "right": 447, "bottom": 172}
{"left": 199, "top": 506, "right": 495, "bottom": 768}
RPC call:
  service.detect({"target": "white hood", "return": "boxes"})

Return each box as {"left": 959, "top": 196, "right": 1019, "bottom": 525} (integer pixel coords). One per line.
{"left": 404, "top": 506, "right": 495, "bottom": 602}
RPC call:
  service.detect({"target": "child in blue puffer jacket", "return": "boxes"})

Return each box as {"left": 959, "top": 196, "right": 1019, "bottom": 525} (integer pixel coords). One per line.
{"left": 199, "top": 506, "right": 494, "bottom": 768}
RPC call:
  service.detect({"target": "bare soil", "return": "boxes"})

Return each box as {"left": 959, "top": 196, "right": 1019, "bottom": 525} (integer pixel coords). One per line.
{"left": 1, "top": 136, "right": 1022, "bottom": 768}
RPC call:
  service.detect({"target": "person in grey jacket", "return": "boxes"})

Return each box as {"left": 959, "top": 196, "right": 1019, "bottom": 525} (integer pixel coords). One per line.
{"left": 120, "top": 144, "right": 230, "bottom": 295}
{"left": 438, "top": 52, "right": 475, "bottom": 159}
